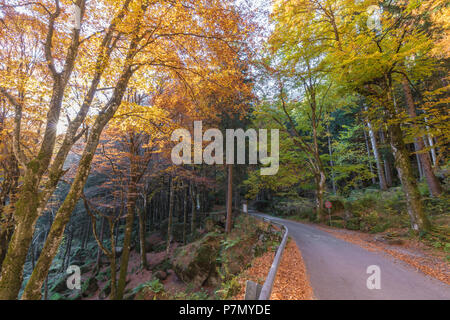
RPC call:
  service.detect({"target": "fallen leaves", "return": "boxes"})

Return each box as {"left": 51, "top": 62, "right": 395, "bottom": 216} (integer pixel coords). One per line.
{"left": 233, "top": 239, "right": 314, "bottom": 300}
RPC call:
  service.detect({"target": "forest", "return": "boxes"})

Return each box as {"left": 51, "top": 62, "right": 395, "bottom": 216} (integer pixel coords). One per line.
{"left": 0, "top": 0, "right": 448, "bottom": 301}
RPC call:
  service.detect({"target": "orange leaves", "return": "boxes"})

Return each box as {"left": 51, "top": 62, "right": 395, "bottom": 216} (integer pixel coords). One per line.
{"left": 233, "top": 239, "right": 314, "bottom": 300}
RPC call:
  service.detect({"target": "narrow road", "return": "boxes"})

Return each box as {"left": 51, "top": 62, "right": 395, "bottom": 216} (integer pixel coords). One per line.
{"left": 254, "top": 212, "right": 450, "bottom": 300}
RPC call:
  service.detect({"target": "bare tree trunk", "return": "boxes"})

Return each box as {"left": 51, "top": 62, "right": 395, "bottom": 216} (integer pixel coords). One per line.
{"left": 138, "top": 208, "right": 148, "bottom": 270}
{"left": 183, "top": 183, "right": 188, "bottom": 245}
{"left": 363, "top": 128, "right": 377, "bottom": 185}
{"left": 190, "top": 183, "right": 196, "bottom": 234}
{"left": 109, "top": 222, "right": 117, "bottom": 300}
{"left": 166, "top": 178, "right": 175, "bottom": 255}
{"left": 95, "top": 217, "right": 105, "bottom": 273}
{"left": 366, "top": 117, "right": 388, "bottom": 190}
{"left": 379, "top": 129, "right": 393, "bottom": 187}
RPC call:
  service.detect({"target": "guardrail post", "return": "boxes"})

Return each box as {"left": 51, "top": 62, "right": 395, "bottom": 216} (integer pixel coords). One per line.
{"left": 245, "top": 280, "right": 263, "bottom": 300}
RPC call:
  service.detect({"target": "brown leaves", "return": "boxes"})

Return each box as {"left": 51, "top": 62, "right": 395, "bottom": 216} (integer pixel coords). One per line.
{"left": 233, "top": 239, "right": 314, "bottom": 300}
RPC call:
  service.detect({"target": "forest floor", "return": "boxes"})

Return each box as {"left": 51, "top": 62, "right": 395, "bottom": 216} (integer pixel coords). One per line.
{"left": 80, "top": 213, "right": 288, "bottom": 300}
{"left": 233, "top": 239, "right": 314, "bottom": 300}
{"left": 85, "top": 242, "right": 184, "bottom": 300}
{"left": 315, "top": 224, "right": 450, "bottom": 285}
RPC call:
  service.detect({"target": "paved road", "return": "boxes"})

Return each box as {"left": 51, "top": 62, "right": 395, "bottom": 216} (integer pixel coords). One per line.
{"left": 254, "top": 212, "right": 450, "bottom": 300}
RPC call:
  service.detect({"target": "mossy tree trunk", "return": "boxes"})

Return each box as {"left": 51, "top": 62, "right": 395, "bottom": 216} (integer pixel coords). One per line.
{"left": 402, "top": 78, "right": 442, "bottom": 197}
{"left": 20, "top": 60, "right": 136, "bottom": 300}
{"left": 384, "top": 81, "right": 431, "bottom": 232}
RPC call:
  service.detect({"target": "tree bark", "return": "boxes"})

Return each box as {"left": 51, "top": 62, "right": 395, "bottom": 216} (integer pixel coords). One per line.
{"left": 190, "top": 183, "right": 196, "bottom": 234}
{"left": 385, "top": 83, "right": 431, "bottom": 231}
{"left": 138, "top": 208, "right": 148, "bottom": 270}
{"left": 226, "top": 165, "right": 233, "bottom": 233}
{"left": 183, "top": 183, "right": 188, "bottom": 245}
{"left": 363, "top": 128, "right": 377, "bottom": 185}
{"left": 379, "top": 129, "right": 393, "bottom": 187}
{"left": 402, "top": 78, "right": 442, "bottom": 197}
{"left": 166, "top": 178, "right": 175, "bottom": 255}
{"left": 327, "top": 129, "right": 337, "bottom": 194}
{"left": 20, "top": 61, "right": 136, "bottom": 300}
{"left": 365, "top": 116, "right": 388, "bottom": 190}
{"left": 115, "top": 179, "right": 138, "bottom": 300}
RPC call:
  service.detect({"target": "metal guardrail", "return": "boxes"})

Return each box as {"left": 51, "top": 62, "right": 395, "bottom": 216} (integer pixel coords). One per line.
{"left": 245, "top": 211, "right": 289, "bottom": 300}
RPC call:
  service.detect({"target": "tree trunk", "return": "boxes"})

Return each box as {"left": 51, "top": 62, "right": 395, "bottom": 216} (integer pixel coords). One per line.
{"left": 363, "top": 128, "right": 377, "bottom": 185}
{"left": 95, "top": 217, "right": 105, "bottom": 273}
{"left": 226, "top": 165, "right": 233, "bottom": 233}
{"left": 315, "top": 170, "right": 326, "bottom": 222}
{"left": 166, "top": 178, "right": 175, "bottom": 255}
{"left": 183, "top": 183, "right": 188, "bottom": 245}
{"left": 138, "top": 208, "right": 148, "bottom": 270}
{"left": 60, "top": 229, "right": 73, "bottom": 273}
{"left": 402, "top": 78, "right": 442, "bottom": 197}
{"left": 366, "top": 117, "right": 388, "bottom": 190}
{"left": 190, "top": 183, "right": 196, "bottom": 234}
{"left": 379, "top": 129, "right": 393, "bottom": 187}
{"left": 385, "top": 83, "right": 431, "bottom": 232}
{"left": 115, "top": 183, "right": 137, "bottom": 300}
{"left": 0, "top": 171, "right": 42, "bottom": 299}
{"left": 327, "top": 129, "right": 337, "bottom": 194}
{"left": 109, "top": 222, "right": 117, "bottom": 300}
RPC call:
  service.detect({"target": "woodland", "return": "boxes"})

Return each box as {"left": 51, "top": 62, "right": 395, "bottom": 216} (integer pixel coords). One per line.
{"left": 0, "top": 0, "right": 448, "bottom": 300}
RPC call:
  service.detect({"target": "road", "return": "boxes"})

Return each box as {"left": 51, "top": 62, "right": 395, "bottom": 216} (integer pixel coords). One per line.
{"left": 254, "top": 212, "right": 450, "bottom": 300}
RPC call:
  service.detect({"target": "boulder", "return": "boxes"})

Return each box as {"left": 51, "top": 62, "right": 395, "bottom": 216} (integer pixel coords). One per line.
{"left": 172, "top": 233, "right": 222, "bottom": 288}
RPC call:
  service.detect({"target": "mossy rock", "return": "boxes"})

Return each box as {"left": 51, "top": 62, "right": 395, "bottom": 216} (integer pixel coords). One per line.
{"left": 172, "top": 233, "right": 223, "bottom": 288}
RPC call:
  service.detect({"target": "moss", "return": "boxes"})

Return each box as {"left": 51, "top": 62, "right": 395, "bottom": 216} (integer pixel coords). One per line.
{"left": 50, "top": 292, "right": 65, "bottom": 300}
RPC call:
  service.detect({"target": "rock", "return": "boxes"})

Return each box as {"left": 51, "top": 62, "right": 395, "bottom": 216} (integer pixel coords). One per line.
{"left": 172, "top": 233, "right": 222, "bottom": 288}
{"left": 154, "top": 270, "right": 168, "bottom": 281}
